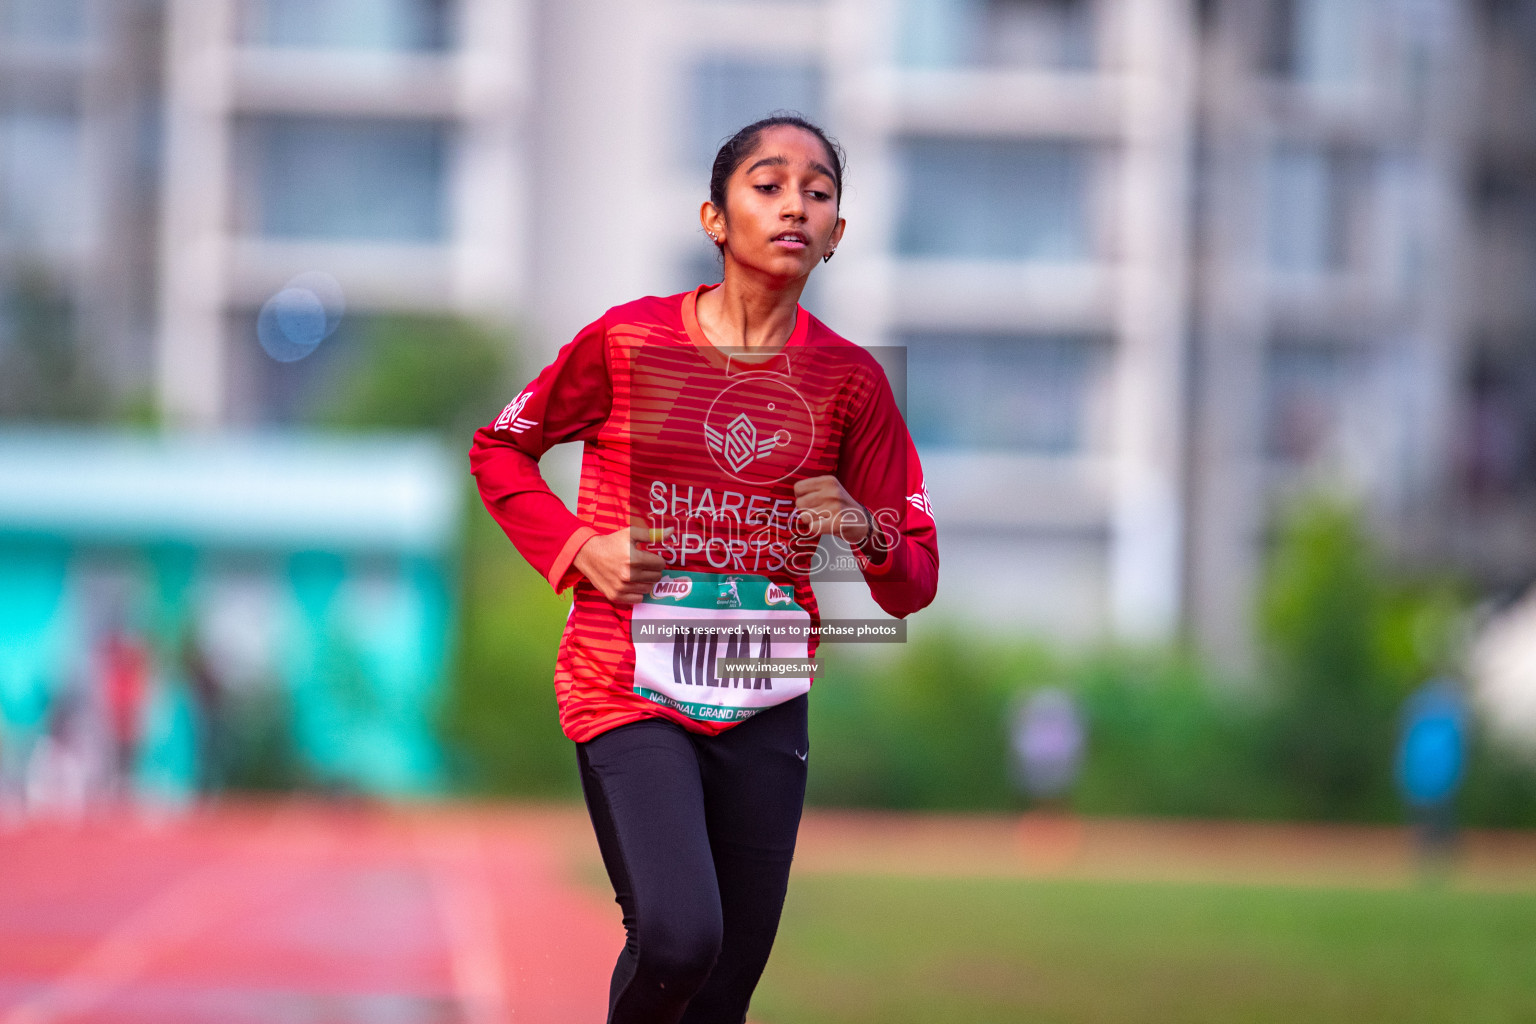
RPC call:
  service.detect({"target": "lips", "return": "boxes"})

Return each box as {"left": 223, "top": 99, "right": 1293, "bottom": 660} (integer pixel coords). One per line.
{"left": 772, "top": 231, "right": 809, "bottom": 248}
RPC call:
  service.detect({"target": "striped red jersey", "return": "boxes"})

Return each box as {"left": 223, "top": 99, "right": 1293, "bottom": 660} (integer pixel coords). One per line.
{"left": 470, "top": 285, "right": 939, "bottom": 742}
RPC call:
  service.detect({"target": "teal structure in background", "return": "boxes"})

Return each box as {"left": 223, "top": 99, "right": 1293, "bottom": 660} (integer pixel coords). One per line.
{"left": 0, "top": 431, "right": 462, "bottom": 801}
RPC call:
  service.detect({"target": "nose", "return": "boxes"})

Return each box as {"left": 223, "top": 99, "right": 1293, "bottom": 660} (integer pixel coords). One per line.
{"left": 780, "top": 188, "right": 805, "bottom": 221}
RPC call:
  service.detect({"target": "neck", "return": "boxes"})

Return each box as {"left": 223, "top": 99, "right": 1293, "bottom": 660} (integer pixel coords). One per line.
{"left": 695, "top": 261, "right": 806, "bottom": 353}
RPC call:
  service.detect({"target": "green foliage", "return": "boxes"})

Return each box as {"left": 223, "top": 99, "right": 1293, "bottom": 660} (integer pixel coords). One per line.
{"left": 303, "top": 311, "right": 581, "bottom": 794}
{"left": 1257, "top": 497, "right": 1471, "bottom": 821}
{"left": 0, "top": 266, "right": 107, "bottom": 421}
{"left": 796, "top": 495, "right": 1536, "bottom": 824}
{"left": 807, "top": 640, "right": 1282, "bottom": 819}
{"left": 436, "top": 502, "right": 580, "bottom": 798}
{"left": 1460, "top": 735, "right": 1536, "bottom": 828}
{"left": 806, "top": 637, "right": 1045, "bottom": 810}
{"left": 220, "top": 688, "right": 307, "bottom": 792}
{"left": 1259, "top": 500, "right": 1398, "bottom": 819}
{"left": 319, "top": 313, "right": 513, "bottom": 436}
{"left": 1069, "top": 652, "right": 1284, "bottom": 819}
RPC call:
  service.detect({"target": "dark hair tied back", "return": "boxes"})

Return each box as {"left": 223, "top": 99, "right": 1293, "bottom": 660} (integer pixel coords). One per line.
{"left": 708, "top": 113, "right": 845, "bottom": 229}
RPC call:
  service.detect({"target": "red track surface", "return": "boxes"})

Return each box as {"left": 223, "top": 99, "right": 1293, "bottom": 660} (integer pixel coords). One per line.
{"left": 0, "top": 802, "right": 616, "bottom": 1024}
{"left": 9, "top": 801, "right": 1531, "bottom": 1023}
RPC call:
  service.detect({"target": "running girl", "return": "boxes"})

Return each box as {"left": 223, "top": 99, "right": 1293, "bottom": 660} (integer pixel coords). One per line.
{"left": 471, "top": 114, "right": 938, "bottom": 1024}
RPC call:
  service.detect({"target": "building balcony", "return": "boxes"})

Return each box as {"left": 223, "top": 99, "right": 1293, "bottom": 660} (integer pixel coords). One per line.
{"left": 885, "top": 258, "right": 1117, "bottom": 333}
{"left": 880, "top": 67, "right": 1124, "bottom": 139}
{"left": 231, "top": 47, "right": 459, "bottom": 118}
{"left": 227, "top": 237, "right": 455, "bottom": 311}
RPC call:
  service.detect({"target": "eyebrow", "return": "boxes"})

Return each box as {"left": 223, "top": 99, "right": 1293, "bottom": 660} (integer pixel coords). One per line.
{"left": 746, "top": 155, "right": 836, "bottom": 184}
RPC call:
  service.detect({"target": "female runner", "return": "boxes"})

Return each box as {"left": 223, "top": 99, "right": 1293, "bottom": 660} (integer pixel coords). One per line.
{"left": 471, "top": 114, "right": 938, "bottom": 1024}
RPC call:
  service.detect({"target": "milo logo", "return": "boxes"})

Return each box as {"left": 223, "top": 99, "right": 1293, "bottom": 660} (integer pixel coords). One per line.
{"left": 765, "top": 583, "right": 794, "bottom": 606}
{"left": 652, "top": 575, "right": 693, "bottom": 600}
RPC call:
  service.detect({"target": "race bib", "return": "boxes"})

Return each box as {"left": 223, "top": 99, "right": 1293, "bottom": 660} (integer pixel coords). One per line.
{"left": 630, "top": 571, "right": 812, "bottom": 723}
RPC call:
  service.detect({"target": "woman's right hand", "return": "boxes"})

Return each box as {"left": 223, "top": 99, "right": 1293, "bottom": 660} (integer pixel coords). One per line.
{"left": 573, "top": 525, "right": 671, "bottom": 604}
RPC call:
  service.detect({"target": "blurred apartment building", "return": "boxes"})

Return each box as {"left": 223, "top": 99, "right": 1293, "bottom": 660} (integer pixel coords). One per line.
{"left": 1, "top": 0, "right": 1533, "bottom": 663}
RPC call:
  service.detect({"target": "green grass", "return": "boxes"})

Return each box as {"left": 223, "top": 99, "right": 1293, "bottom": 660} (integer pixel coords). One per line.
{"left": 752, "top": 875, "right": 1536, "bottom": 1024}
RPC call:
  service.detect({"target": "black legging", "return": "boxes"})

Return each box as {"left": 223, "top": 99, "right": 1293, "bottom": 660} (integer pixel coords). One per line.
{"left": 576, "top": 695, "right": 809, "bottom": 1024}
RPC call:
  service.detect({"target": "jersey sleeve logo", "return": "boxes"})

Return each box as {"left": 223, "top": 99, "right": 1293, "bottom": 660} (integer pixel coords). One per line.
{"left": 906, "top": 484, "right": 934, "bottom": 519}
{"left": 494, "top": 387, "right": 538, "bottom": 434}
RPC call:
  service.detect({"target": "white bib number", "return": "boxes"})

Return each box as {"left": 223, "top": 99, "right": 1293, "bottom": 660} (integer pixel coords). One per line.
{"left": 630, "top": 571, "right": 811, "bottom": 723}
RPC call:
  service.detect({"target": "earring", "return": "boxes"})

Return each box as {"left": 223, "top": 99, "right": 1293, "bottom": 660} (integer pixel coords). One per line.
{"left": 708, "top": 232, "right": 720, "bottom": 243}
{"left": 822, "top": 249, "right": 835, "bottom": 263}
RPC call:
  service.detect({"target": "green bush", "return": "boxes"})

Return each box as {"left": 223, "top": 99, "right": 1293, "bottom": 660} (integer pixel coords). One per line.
{"left": 0, "top": 266, "right": 107, "bottom": 421}
{"left": 1257, "top": 497, "right": 1479, "bottom": 821}
{"left": 306, "top": 311, "right": 583, "bottom": 797}
{"left": 1258, "top": 500, "right": 1405, "bottom": 820}
{"left": 798, "top": 496, "right": 1536, "bottom": 824}
{"left": 805, "top": 638, "right": 1046, "bottom": 810}
{"left": 320, "top": 313, "right": 512, "bottom": 437}
{"left": 436, "top": 506, "right": 580, "bottom": 798}
{"left": 1069, "top": 652, "right": 1284, "bottom": 819}
{"left": 220, "top": 688, "right": 308, "bottom": 792}
{"left": 806, "top": 641, "right": 1281, "bottom": 819}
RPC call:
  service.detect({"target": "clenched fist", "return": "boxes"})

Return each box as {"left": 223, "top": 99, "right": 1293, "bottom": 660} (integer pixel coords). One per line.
{"left": 574, "top": 524, "right": 671, "bottom": 604}
{"left": 793, "top": 475, "right": 871, "bottom": 546}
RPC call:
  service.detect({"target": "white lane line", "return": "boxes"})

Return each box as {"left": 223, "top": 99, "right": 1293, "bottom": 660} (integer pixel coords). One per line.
{"left": 2, "top": 810, "right": 330, "bottom": 1024}
{"left": 415, "top": 820, "right": 511, "bottom": 1024}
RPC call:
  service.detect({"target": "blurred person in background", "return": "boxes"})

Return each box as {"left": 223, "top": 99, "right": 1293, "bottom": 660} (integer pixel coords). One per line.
{"left": 24, "top": 666, "right": 97, "bottom": 818}
{"left": 182, "top": 635, "right": 227, "bottom": 798}
{"left": 471, "top": 115, "right": 938, "bottom": 1024}
{"left": 97, "top": 615, "right": 148, "bottom": 801}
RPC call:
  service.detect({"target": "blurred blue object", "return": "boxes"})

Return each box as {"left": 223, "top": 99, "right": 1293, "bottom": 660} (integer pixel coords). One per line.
{"left": 257, "top": 272, "right": 346, "bottom": 363}
{"left": 1397, "top": 680, "right": 1467, "bottom": 809}
{"left": 258, "top": 287, "right": 327, "bottom": 362}
{"left": 0, "top": 430, "right": 462, "bottom": 801}
{"left": 0, "top": 430, "right": 455, "bottom": 553}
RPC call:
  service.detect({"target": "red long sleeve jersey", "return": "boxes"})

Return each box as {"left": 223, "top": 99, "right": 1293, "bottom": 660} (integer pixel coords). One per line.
{"left": 469, "top": 286, "right": 939, "bottom": 742}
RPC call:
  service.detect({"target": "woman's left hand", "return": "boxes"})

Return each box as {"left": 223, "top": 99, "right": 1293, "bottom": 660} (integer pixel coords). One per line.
{"left": 793, "top": 475, "right": 870, "bottom": 545}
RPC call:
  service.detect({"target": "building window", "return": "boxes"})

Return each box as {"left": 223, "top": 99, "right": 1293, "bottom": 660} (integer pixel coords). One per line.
{"left": 896, "top": 138, "right": 1093, "bottom": 261}
{"left": 1265, "top": 0, "right": 1372, "bottom": 87}
{"left": 0, "top": 0, "right": 87, "bottom": 43}
{"left": 898, "top": 0, "right": 1093, "bottom": 70}
{"left": 241, "top": 0, "right": 452, "bottom": 52}
{"left": 1265, "top": 343, "right": 1358, "bottom": 464}
{"left": 1266, "top": 145, "right": 1371, "bottom": 275}
{"left": 239, "top": 116, "right": 449, "bottom": 243}
{"left": 0, "top": 111, "right": 84, "bottom": 254}
{"left": 689, "top": 61, "right": 822, "bottom": 169}
{"left": 1477, "top": 168, "right": 1536, "bottom": 308}
{"left": 903, "top": 333, "right": 1100, "bottom": 454}
{"left": 1464, "top": 349, "right": 1536, "bottom": 501}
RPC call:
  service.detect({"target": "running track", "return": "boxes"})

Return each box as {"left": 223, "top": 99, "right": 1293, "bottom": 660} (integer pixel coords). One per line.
{"left": 0, "top": 803, "right": 617, "bottom": 1024}
{"left": 4, "top": 803, "right": 1534, "bottom": 1023}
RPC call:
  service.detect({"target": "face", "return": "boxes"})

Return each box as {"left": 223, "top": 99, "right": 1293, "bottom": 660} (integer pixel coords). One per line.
{"left": 702, "top": 126, "right": 846, "bottom": 284}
